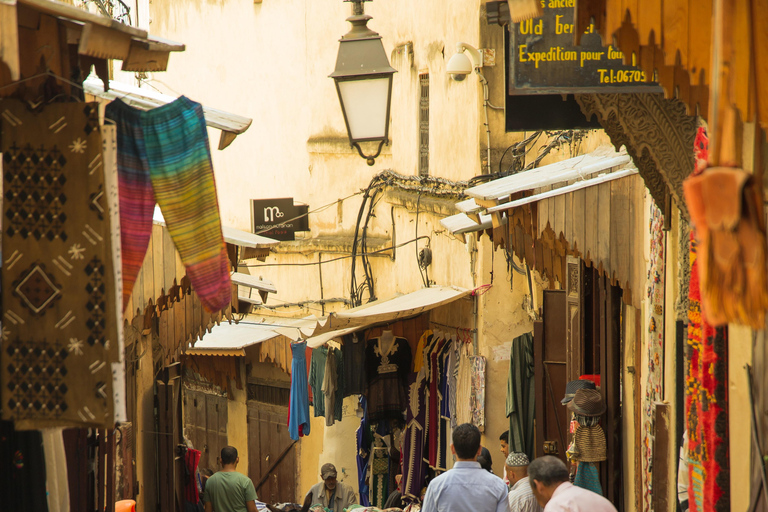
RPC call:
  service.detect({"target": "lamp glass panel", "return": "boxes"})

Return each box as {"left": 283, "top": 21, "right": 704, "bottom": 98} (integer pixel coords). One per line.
{"left": 338, "top": 77, "right": 390, "bottom": 140}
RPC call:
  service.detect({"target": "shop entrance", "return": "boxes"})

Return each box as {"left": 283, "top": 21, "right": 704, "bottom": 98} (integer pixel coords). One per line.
{"left": 247, "top": 380, "right": 297, "bottom": 504}
{"left": 534, "top": 261, "right": 624, "bottom": 508}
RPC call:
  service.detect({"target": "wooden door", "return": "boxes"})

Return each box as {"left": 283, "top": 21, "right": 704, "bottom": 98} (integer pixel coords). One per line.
{"left": 534, "top": 290, "right": 569, "bottom": 462}
{"left": 183, "top": 389, "right": 228, "bottom": 473}
{"left": 248, "top": 400, "right": 297, "bottom": 504}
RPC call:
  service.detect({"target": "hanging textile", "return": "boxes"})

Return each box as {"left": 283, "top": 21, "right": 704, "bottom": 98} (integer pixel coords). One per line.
{"left": 41, "top": 428, "right": 69, "bottom": 512}
{"left": 506, "top": 332, "right": 535, "bottom": 462}
{"left": 343, "top": 333, "right": 367, "bottom": 396}
{"left": 105, "top": 97, "right": 231, "bottom": 313}
{"left": 426, "top": 335, "right": 446, "bottom": 468}
{"left": 309, "top": 346, "right": 328, "bottom": 418}
{"left": 413, "top": 330, "right": 432, "bottom": 372}
{"left": 455, "top": 343, "right": 473, "bottom": 426}
{"left": 0, "top": 421, "right": 48, "bottom": 511}
{"left": 643, "top": 202, "right": 666, "bottom": 510}
{"left": 323, "top": 347, "right": 339, "bottom": 427}
{"left": 573, "top": 462, "right": 603, "bottom": 496}
{"left": 357, "top": 396, "right": 372, "bottom": 507}
{"left": 1, "top": 101, "right": 120, "bottom": 429}
{"left": 288, "top": 341, "right": 311, "bottom": 441}
{"left": 470, "top": 356, "right": 486, "bottom": 431}
{"left": 686, "top": 232, "right": 729, "bottom": 512}
{"left": 402, "top": 370, "right": 427, "bottom": 502}
{"left": 185, "top": 448, "right": 202, "bottom": 504}
{"left": 448, "top": 341, "right": 459, "bottom": 430}
{"left": 365, "top": 336, "right": 412, "bottom": 422}
{"left": 332, "top": 347, "right": 344, "bottom": 421}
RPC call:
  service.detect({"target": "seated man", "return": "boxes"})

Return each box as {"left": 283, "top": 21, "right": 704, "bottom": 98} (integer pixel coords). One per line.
{"left": 306, "top": 463, "right": 357, "bottom": 512}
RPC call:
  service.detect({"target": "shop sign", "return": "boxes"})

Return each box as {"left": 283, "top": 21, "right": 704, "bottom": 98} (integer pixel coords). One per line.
{"left": 251, "top": 198, "right": 309, "bottom": 241}
{"left": 508, "top": 1, "right": 663, "bottom": 94}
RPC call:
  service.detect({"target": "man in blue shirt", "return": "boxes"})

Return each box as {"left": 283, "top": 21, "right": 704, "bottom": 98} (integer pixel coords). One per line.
{"left": 422, "top": 423, "right": 509, "bottom": 512}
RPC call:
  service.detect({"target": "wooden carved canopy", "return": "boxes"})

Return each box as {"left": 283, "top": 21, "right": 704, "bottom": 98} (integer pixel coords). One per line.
{"left": 575, "top": 93, "right": 698, "bottom": 218}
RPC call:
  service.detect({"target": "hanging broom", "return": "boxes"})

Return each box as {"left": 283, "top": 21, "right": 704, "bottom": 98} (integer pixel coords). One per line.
{"left": 507, "top": 0, "right": 543, "bottom": 23}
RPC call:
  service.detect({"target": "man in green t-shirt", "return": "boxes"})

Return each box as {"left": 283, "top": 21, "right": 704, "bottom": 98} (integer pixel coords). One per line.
{"left": 204, "top": 446, "right": 259, "bottom": 512}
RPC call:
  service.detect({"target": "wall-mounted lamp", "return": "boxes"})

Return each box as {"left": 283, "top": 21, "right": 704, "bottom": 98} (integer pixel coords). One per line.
{"left": 330, "top": 0, "right": 397, "bottom": 166}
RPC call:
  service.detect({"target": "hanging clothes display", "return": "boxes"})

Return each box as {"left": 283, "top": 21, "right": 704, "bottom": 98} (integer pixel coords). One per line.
{"left": 448, "top": 340, "right": 459, "bottom": 430}
{"left": 412, "top": 330, "right": 432, "bottom": 372}
{"left": 506, "top": 332, "right": 535, "bottom": 461}
{"left": 288, "top": 341, "right": 311, "bottom": 441}
{"left": 356, "top": 397, "right": 372, "bottom": 507}
{"left": 1, "top": 100, "right": 120, "bottom": 429}
{"left": 365, "top": 333, "right": 412, "bottom": 422}
{"left": 343, "top": 333, "right": 367, "bottom": 396}
{"left": 402, "top": 370, "right": 427, "bottom": 502}
{"left": 41, "top": 428, "right": 69, "bottom": 512}
{"left": 105, "top": 96, "right": 231, "bottom": 313}
{"left": 184, "top": 447, "right": 202, "bottom": 504}
{"left": 332, "top": 347, "right": 345, "bottom": 421}
{"left": 309, "top": 346, "right": 328, "bottom": 418}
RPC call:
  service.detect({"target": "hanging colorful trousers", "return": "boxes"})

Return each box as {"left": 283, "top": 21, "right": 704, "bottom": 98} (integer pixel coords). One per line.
{"left": 105, "top": 96, "right": 230, "bottom": 313}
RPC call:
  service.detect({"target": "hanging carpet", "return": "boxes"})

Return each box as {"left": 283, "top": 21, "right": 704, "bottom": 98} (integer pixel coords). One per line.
{"left": 1, "top": 100, "right": 119, "bottom": 429}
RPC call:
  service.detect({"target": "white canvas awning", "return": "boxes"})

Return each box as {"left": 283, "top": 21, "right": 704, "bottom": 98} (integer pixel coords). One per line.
{"left": 465, "top": 145, "right": 630, "bottom": 203}
{"left": 84, "top": 76, "right": 252, "bottom": 149}
{"left": 307, "top": 286, "right": 472, "bottom": 347}
{"left": 186, "top": 321, "right": 282, "bottom": 356}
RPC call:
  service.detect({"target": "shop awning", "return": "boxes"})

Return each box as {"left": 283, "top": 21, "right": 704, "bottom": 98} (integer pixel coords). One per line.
{"left": 153, "top": 206, "right": 279, "bottom": 248}
{"left": 307, "top": 286, "right": 472, "bottom": 347}
{"left": 84, "top": 76, "right": 252, "bottom": 150}
{"left": 2, "top": 0, "right": 184, "bottom": 86}
{"left": 186, "top": 321, "right": 282, "bottom": 356}
{"left": 464, "top": 145, "right": 630, "bottom": 206}
{"left": 440, "top": 161, "right": 637, "bottom": 237}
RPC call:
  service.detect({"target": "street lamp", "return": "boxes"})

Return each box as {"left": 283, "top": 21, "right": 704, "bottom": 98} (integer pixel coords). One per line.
{"left": 329, "top": 0, "right": 396, "bottom": 166}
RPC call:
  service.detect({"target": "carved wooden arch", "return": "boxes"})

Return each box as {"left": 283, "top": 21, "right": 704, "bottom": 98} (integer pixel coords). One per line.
{"left": 575, "top": 92, "right": 698, "bottom": 219}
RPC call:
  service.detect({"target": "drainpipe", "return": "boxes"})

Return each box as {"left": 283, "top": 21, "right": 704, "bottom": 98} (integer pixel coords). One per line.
{"left": 476, "top": 71, "right": 492, "bottom": 175}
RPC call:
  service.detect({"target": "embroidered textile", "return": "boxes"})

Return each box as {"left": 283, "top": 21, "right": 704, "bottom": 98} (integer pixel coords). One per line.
{"left": 365, "top": 336, "right": 412, "bottom": 422}
{"left": 372, "top": 436, "right": 390, "bottom": 508}
{"left": 470, "top": 356, "right": 486, "bottom": 431}
{"left": 1, "top": 101, "right": 119, "bottom": 428}
{"left": 643, "top": 201, "right": 666, "bottom": 510}
{"left": 402, "top": 370, "right": 427, "bottom": 502}
{"left": 288, "top": 341, "right": 311, "bottom": 440}
{"left": 105, "top": 97, "right": 230, "bottom": 313}
{"left": 686, "top": 233, "right": 729, "bottom": 512}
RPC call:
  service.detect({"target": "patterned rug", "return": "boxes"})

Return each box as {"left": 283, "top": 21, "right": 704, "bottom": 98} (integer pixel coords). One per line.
{"left": 1, "top": 101, "right": 119, "bottom": 429}
{"left": 687, "top": 234, "right": 730, "bottom": 511}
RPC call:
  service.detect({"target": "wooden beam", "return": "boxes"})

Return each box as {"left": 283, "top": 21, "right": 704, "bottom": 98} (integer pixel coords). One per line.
{"left": 79, "top": 22, "right": 131, "bottom": 60}
{"left": 121, "top": 43, "right": 170, "bottom": 72}
{"left": 18, "top": 0, "right": 147, "bottom": 38}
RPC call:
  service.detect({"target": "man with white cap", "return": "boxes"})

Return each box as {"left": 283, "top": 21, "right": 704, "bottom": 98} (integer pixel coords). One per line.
{"left": 506, "top": 452, "right": 542, "bottom": 512}
{"left": 306, "top": 463, "right": 357, "bottom": 512}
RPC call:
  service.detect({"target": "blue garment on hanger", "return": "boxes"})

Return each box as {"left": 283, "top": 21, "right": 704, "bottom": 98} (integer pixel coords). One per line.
{"left": 289, "top": 341, "right": 311, "bottom": 441}
{"left": 573, "top": 462, "right": 603, "bottom": 496}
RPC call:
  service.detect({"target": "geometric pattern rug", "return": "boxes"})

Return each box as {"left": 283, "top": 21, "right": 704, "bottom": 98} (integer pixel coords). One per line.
{"left": 2, "top": 100, "right": 119, "bottom": 429}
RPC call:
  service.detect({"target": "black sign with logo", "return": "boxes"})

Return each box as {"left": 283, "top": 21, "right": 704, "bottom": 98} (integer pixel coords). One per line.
{"left": 251, "top": 198, "right": 310, "bottom": 241}
{"left": 508, "top": 1, "right": 662, "bottom": 94}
